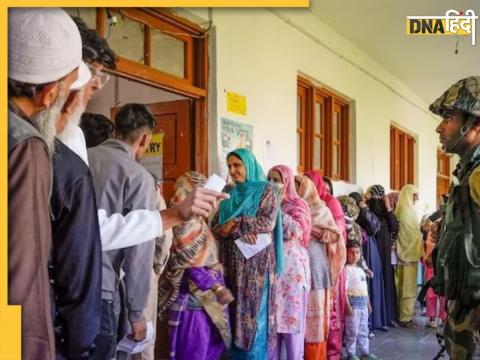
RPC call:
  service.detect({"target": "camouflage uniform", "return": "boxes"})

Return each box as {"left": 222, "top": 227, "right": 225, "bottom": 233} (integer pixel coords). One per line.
{"left": 430, "top": 76, "right": 480, "bottom": 360}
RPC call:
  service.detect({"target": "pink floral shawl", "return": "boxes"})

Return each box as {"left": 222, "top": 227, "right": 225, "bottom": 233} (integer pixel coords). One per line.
{"left": 271, "top": 165, "right": 311, "bottom": 247}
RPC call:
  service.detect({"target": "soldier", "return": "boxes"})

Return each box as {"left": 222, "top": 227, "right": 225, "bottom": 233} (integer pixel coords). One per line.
{"left": 430, "top": 76, "right": 480, "bottom": 359}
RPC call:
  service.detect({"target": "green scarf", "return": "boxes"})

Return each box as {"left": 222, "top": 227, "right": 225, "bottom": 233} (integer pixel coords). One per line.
{"left": 219, "top": 148, "right": 284, "bottom": 274}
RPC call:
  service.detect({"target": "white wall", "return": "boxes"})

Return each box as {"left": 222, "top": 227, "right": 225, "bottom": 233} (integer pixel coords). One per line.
{"left": 183, "top": 8, "right": 440, "bottom": 213}
{"left": 173, "top": 8, "right": 445, "bottom": 213}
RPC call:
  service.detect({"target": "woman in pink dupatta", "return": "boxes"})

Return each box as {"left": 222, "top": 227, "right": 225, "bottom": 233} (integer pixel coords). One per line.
{"left": 268, "top": 165, "right": 311, "bottom": 360}
{"left": 305, "top": 171, "right": 347, "bottom": 360}
{"left": 296, "top": 175, "right": 343, "bottom": 360}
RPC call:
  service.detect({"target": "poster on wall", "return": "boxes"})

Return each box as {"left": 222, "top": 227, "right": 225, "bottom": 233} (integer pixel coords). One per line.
{"left": 221, "top": 118, "right": 253, "bottom": 157}
{"left": 141, "top": 132, "right": 164, "bottom": 181}
{"left": 226, "top": 91, "right": 247, "bottom": 116}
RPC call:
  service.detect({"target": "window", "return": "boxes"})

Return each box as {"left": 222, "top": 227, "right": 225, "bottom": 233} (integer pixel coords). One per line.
{"left": 297, "top": 77, "right": 350, "bottom": 180}
{"left": 107, "top": 11, "right": 146, "bottom": 64}
{"left": 63, "top": 7, "right": 97, "bottom": 29}
{"left": 390, "top": 125, "right": 415, "bottom": 190}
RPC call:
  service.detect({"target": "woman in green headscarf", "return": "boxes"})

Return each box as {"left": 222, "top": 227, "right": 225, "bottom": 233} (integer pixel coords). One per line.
{"left": 212, "top": 148, "right": 283, "bottom": 360}
{"left": 395, "top": 184, "right": 423, "bottom": 329}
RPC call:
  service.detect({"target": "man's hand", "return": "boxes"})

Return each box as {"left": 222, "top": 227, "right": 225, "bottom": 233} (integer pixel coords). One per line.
{"left": 368, "top": 302, "right": 372, "bottom": 314}
{"left": 243, "top": 233, "right": 257, "bottom": 244}
{"left": 178, "top": 187, "right": 229, "bottom": 220}
{"left": 161, "top": 188, "right": 230, "bottom": 231}
{"left": 130, "top": 319, "right": 147, "bottom": 342}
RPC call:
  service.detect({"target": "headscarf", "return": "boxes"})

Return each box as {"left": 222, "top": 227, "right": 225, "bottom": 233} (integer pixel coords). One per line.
{"left": 158, "top": 172, "right": 220, "bottom": 319}
{"left": 349, "top": 192, "right": 363, "bottom": 206}
{"left": 395, "top": 184, "right": 423, "bottom": 262}
{"left": 296, "top": 175, "right": 345, "bottom": 285}
{"left": 367, "top": 184, "right": 386, "bottom": 197}
{"left": 219, "top": 148, "right": 284, "bottom": 274}
{"left": 386, "top": 191, "right": 400, "bottom": 212}
{"left": 366, "top": 185, "right": 388, "bottom": 217}
{"left": 305, "top": 170, "right": 347, "bottom": 241}
{"left": 270, "top": 165, "right": 311, "bottom": 247}
{"left": 337, "top": 196, "right": 360, "bottom": 220}
{"left": 338, "top": 195, "right": 363, "bottom": 246}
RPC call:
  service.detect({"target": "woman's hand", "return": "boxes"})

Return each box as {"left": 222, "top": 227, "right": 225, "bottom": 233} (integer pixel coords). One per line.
{"left": 384, "top": 196, "right": 393, "bottom": 212}
{"left": 243, "top": 233, "right": 257, "bottom": 244}
{"left": 215, "top": 287, "right": 235, "bottom": 305}
{"left": 311, "top": 227, "right": 324, "bottom": 239}
{"left": 217, "top": 220, "right": 237, "bottom": 237}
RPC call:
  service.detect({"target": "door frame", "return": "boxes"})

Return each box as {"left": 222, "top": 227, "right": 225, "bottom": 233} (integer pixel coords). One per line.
{"left": 96, "top": 7, "right": 209, "bottom": 174}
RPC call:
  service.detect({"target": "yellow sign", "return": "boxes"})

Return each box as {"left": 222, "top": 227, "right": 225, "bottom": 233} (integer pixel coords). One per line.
{"left": 406, "top": 9, "right": 478, "bottom": 45}
{"left": 227, "top": 91, "right": 247, "bottom": 116}
{"left": 144, "top": 133, "right": 164, "bottom": 157}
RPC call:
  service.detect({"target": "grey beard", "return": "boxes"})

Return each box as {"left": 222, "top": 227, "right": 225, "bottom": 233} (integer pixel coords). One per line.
{"left": 57, "top": 96, "right": 85, "bottom": 145}
{"left": 33, "top": 86, "right": 68, "bottom": 156}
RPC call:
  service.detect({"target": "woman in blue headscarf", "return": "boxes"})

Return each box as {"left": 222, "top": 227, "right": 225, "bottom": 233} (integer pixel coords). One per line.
{"left": 212, "top": 148, "right": 284, "bottom": 360}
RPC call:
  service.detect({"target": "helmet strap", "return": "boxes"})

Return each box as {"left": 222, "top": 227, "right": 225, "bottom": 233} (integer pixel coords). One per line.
{"left": 443, "top": 117, "right": 475, "bottom": 152}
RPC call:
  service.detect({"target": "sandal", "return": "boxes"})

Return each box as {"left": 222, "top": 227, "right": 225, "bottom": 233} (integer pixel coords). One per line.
{"left": 398, "top": 320, "right": 418, "bottom": 329}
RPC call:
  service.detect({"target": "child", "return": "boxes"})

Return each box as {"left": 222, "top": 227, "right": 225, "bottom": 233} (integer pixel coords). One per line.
{"left": 422, "top": 218, "right": 446, "bottom": 328}
{"left": 345, "top": 241, "right": 378, "bottom": 360}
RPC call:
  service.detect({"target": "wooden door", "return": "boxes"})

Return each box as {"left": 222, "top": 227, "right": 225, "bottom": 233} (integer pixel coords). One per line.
{"left": 111, "top": 99, "right": 192, "bottom": 203}
{"left": 147, "top": 100, "right": 192, "bottom": 202}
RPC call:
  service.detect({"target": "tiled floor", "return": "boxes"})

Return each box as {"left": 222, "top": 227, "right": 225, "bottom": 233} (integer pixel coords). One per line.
{"left": 367, "top": 315, "right": 447, "bottom": 360}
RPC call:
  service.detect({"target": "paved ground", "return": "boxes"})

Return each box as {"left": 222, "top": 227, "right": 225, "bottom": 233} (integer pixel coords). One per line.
{"left": 367, "top": 314, "right": 447, "bottom": 360}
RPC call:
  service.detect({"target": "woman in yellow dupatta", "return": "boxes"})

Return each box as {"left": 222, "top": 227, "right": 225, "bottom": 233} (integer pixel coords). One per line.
{"left": 395, "top": 184, "right": 423, "bottom": 328}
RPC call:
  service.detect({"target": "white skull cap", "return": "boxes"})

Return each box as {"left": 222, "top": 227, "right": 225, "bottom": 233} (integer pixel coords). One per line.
{"left": 70, "top": 62, "right": 92, "bottom": 90}
{"left": 8, "top": 8, "right": 82, "bottom": 84}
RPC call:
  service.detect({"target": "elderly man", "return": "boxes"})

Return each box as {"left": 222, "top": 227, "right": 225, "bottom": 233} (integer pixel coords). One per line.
{"left": 50, "top": 65, "right": 102, "bottom": 359}
{"left": 8, "top": 8, "right": 82, "bottom": 359}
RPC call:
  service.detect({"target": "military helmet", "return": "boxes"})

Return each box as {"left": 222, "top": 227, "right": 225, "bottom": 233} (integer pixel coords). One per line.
{"left": 430, "top": 76, "right": 480, "bottom": 118}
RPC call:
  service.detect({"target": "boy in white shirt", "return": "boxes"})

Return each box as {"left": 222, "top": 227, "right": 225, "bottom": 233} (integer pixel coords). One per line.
{"left": 345, "top": 241, "right": 378, "bottom": 360}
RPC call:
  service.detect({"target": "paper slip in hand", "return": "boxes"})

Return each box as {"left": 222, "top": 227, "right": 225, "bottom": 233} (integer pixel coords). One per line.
{"left": 117, "top": 321, "right": 155, "bottom": 354}
{"left": 234, "top": 233, "right": 272, "bottom": 259}
{"left": 204, "top": 174, "right": 227, "bottom": 193}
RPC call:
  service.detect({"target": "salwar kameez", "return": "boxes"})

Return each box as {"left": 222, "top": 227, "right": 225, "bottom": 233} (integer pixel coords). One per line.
{"left": 425, "top": 267, "right": 446, "bottom": 320}
{"left": 168, "top": 268, "right": 229, "bottom": 360}
{"left": 395, "top": 263, "right": 418, "bottom": 323}
{"left": 327, "top": 271, "right": 346, "bottom": 360}
{"left": 213, "top": 183, "right": 280, "bottom": 359}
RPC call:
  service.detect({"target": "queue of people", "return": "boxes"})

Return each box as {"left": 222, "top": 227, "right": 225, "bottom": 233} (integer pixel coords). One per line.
{"left": 7, "top": 7, "right": 480, "bottom": 360}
